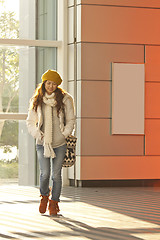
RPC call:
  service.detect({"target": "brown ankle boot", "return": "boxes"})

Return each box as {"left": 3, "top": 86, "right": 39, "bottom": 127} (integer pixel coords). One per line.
{"left": 39, "top": 195, "right": 49, "bottom": 214}
{"left": 56, "top": 202, "right": 60, "bottom": 213}
{"left": 48, "top": 200, "right": 59, "bottom": 215}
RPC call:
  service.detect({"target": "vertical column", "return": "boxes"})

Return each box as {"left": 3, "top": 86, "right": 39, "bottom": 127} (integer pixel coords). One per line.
{"left": 67, "top": 2, "right": 81, "bottom": 186}
{"left": 19, "top": 0, "right": 36, "bottom": 185}
{"left": 57, "top": 0, "right": 69, "bottom": 186}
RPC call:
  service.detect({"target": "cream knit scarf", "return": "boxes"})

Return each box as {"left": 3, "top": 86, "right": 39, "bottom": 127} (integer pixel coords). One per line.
{"left": 43, "top": 92, "right": 57, "bottom": 158}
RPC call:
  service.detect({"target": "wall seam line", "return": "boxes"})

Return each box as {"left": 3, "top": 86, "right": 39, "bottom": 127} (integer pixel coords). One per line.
{"left": 78, "top": 3, "right": 160, "bottom": 10}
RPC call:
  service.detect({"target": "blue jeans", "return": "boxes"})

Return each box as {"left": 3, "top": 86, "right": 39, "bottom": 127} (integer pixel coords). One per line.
{"left": 36, "top": 144, "right": 67, "bottom": 202}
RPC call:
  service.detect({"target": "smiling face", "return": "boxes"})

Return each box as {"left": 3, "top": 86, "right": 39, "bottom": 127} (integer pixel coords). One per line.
{"left": 44, "top": 80, "right": 57, "bottom": 94}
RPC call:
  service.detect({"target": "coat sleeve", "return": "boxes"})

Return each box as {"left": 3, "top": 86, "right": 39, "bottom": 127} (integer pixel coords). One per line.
{"left": 62, "top": 95, "right": 76, "bottom": 138}
{"left": 26, "top": 108, "right": 43, "bottom": 140}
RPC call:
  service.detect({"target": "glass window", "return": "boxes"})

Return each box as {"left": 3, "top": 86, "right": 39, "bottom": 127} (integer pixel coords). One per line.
{"left": 0, "top": 0, "right": 57, "bottom": 40}
{"left": 0, "top": 46, "right": 57, "bottom": 114}
{"left": 0, "top": 45, "right": 57, "bottom": 185}
{"left": 0, "top": 46, "right": 19, "bottom": 114}
{"left": 0, "top": 120, "right": 26, "bottom": 185}
{"left": 0, "top": 0, "right": 19, "bottom": 39}
{"left": 37, "top": 0, "right": 57, "bottom": 40}
{"left": 37, "top": 47, "right": 57, "bottom": 83}
{"left": 0, "top": 0, "right": 58, "bottom": 186}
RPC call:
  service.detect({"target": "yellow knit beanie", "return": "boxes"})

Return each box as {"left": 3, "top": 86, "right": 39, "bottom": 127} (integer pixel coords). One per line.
{"left": 41, "top": 69, "right": 62, "bottom": 86}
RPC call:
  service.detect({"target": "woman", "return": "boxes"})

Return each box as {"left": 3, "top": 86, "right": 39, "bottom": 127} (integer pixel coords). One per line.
{"left": 26, "top": 69, "right": 75, "bottom": 216}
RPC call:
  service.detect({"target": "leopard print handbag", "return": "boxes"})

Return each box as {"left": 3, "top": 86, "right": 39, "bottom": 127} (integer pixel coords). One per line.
{"left": 62, "top": 106, "right": 77, "bottom": 167}
{"left": 63, "top": 134, "right": 77, "bottom": 167}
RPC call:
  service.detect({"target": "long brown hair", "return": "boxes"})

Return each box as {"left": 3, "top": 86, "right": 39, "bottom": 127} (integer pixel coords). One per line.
{"left": 30, "top": 81, "right": 66, "bottom": 116}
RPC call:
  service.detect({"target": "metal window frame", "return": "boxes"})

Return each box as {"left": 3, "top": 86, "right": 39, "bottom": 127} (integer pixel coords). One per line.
{"left": 0, "top": 38, "right": 62, "bottom": 121}
{"left": 0, "top": 38, "right": 62, "bottom": 47}
{"left": 0, "top": 0, "right": 68, "bottom": 122}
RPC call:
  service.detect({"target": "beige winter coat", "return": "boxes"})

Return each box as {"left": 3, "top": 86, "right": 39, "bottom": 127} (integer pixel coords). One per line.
{"left": 26, "top": 92, "right": 75, "bottom": 144}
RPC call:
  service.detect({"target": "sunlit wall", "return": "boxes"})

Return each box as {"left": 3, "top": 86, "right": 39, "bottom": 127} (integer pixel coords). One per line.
{"left": 68, "top": 0, "right": 160, "bottom": 186}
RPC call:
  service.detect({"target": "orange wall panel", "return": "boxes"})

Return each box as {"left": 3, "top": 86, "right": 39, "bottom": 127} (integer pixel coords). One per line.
{"left": 80, "top": 43, "right": 144, "bottom": 80}
{"left": 145, "top": 63, "right": 160, "bottom": 82}
{"left": 145, "top": 46, "right": 160, "bottom": 62}
{"left": 81, "top": 81, "right": 111, "bottom": 118}
{"left": 80, "top": 0, "right": 160, "bottom": 8}
{"left": 81, "top": 5, "right": 160, "bottom": 44}
{"left": 145, "top": 46, "right": 160, "bottom": 82}
{"left": 145, "top": 119, "right": 160, "bottom": 155}
{"left": 75, "top": 2, "right": 160, "bottom": 181}
{"left": 145, "top": 82, "right": 160, "bottom": 118}
{"left": 81, "top": 156, "right": 160, "bottom": 180}
{"left": 81, "top": 119, "right": 144, "bottom": 155}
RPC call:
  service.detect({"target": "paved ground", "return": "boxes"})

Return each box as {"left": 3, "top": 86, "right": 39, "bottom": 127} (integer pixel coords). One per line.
{"left": 0, "top": 183, "right": 160, "bottom": 239}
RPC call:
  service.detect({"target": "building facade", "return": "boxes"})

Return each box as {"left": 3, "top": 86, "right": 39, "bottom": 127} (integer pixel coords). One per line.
{"left": 68, "top": 0, "right": 160, "bottom": 187}
{"left": 1, "top": 0, "right": 160, "bottom": 187}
